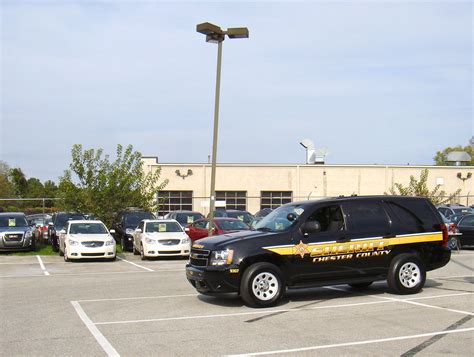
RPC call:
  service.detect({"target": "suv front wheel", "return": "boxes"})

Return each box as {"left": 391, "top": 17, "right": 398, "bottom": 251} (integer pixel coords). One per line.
{"left": 240, "top": 262, "right": 285, "bottom": 308}
{"left": 387, "top": 254, "right": 426, "bottom": 294}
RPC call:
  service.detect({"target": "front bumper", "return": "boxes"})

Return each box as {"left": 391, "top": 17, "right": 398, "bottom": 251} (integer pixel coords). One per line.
{"left": 143, "top": 242, "right": 190, "bottom": 257}
{"left": 0, "top": 236, "right": 34, "bottom": 251}
{"left": 185, "top": 264, "right": 240, "bottom": 294}
{"left": 66, "top": 245, "right": 116, "bottom": 259}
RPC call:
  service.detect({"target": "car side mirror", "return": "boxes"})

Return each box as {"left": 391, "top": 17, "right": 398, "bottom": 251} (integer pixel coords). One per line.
{"left": 109, "top": 229, "right": 115, "bottom": 234}
{"left": 135, "top": 228, "right": 142, "bottom": 233}
{"left": 59, "top": 229, "right": 66, "bottom": 234}
{"left": 185, "top": 227, "right": 190, "bottom": 232}
{"left": 302, "top": 220, "right": 321, "bottom": 235}
{"left": 48, "top": 222, "right": 54, "bottom": 226}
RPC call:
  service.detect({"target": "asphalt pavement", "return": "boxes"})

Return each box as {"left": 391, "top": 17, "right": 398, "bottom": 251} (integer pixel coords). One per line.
{"left": 0, "top": 250, "right": 473, "bottom": 356}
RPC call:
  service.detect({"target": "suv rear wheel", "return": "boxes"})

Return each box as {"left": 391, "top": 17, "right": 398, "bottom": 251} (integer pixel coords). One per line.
{"left": 240, "top": 262, "right": 285, "bottom": 308}
{"left": 387, "top": 254, "right": 426, "bottom": 294}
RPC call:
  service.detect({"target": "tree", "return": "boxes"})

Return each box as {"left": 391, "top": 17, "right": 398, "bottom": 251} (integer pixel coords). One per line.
{"left": 26, "top": 178, "right": 45, "bottom": 198}
{"left": 386, "top": 169, "right": 461, "bottom": 205}
{"left": 434, "top": 145, "right": 474, "bottom": 166}
{"left": 9, "top": 168, "right": 28, "bottom": 197}
{"left": 0, "top": 161, "right": 14, "bottom": 198}
{"left": 58, "top": 144, "right": 168, "bottom": 226}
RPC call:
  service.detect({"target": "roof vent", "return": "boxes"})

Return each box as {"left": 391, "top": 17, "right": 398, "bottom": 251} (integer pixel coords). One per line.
{"left": 446, "top": 151, "right": 471, "bottom": 166}
{"left": 300, "top": 139, "right": 328, "bottom": 164}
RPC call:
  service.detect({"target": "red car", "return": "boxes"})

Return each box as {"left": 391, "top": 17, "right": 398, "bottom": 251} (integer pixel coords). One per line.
{"left": 185, "top": 218, "right": 250, "bottom": 241}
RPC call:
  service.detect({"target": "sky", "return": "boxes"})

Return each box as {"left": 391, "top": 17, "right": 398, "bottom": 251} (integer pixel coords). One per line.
{"left": 1, "top": 0, "right": 473, "bottom": 182}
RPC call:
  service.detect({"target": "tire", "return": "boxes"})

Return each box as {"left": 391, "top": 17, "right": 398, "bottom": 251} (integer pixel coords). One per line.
{"left": 59, "top": 246, "right": 64, "bottom": 256}
{"left": 240, "top": 262, "right": 285, "bottom": 308}
{"left": 121, "top": 237, "right": 127, "bottom": 252}
{"left": 449, "top": 237, "right": 460, "bottom": 251}
{"left": 133, "top": 243, "right": 140, "bottom": 255}
{"left": 31, "top": 238, "right": 36, "bottom": 251}
{"left": 349, "top": 281, "right": 373, "bottom": 289}
{"left": 140, "top": 244, "right": 146, "bottom": 261}
{"left": 387, "top": 254, "right": 426, "bottom": 295}
{"left": 64, "top": 248, "right": 69, "bottom": 262}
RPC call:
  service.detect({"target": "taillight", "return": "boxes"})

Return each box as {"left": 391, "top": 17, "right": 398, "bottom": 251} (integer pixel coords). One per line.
{"left": 440, "top": 224, "right": 449, "bottom": 247}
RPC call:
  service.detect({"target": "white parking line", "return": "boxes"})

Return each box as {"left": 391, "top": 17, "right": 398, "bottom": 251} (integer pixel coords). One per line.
{"left": 71, "top": 301, "right": 119, "bottom": 357}
{"left": 78, "top": 293, "right": 198, "bottom": 303}
{"left": 116, "top": 256, "right": 154, "bottom": 272}
{"left": 93, "top": 291, "right": 473, "bottom": 326}
{"left": 36, "top": 255, "right": 50, "bottom": 276}
{"left": 226, "top": 327, "right": 474, "bottom": 356}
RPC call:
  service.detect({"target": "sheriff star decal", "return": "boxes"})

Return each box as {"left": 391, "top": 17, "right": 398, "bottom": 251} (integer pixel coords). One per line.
{"left": 293, "top": 240, "right": 309, "bottom": 258}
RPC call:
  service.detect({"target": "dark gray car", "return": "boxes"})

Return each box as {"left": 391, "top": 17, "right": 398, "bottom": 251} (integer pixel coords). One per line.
{"left": 0, "top": 212, "right": 35, "bottom": 251}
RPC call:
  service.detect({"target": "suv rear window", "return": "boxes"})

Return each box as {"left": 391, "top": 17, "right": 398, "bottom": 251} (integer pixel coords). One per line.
{"left": 343, "top": 201, "right": 390, "bottom": 235}
{"left": 391, "top": 199, "right": 439, "bottom": 232}
{"left": 385, "top": 201, "right": 424, "bottom": 233}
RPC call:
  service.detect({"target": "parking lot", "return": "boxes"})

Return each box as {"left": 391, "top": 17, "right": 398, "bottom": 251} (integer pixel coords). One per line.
{"left": 0, "top": 251, "right": 472, "bottom": 356}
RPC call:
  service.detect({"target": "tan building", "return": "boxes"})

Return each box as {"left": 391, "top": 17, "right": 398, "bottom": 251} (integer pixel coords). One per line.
{"left": 142, "top": 157, "right": 474, "bottom": 215}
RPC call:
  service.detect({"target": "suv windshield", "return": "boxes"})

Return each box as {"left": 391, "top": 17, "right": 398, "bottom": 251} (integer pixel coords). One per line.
{"left": 124, "top": 212, "right": 155, "bottom": 227}
{"left": 69, "top": 223, "right": 108, "bottom": 234}
{"left": 56, "top": 214, "right": 86, "bottom": 228}
{"left": 176, "top": 213, "right": 203, "bottom": 226}
{"left": 146, "top": 222, "right": 182, "bottom": 233}
{"left": 254, "top": 204, "right": 305, "bottom": 232}
{"left": 0, "top": 216, "right": 28, "bottom": 228}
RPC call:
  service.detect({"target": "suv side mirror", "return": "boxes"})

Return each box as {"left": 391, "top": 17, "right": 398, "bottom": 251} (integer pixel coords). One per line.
{"left": 302, "top": 220, "right": 321, "bottom": 235}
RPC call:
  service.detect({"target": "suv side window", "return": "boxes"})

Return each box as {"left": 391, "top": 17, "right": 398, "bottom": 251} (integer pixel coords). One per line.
{"left": 306, "top": 205, "right": 345, "bottom": 232}
{"left": 343, "top": 201, "right": 390, "bottom": 235}
{"left": 385, "top": 201, "right": 423, "bottom": 233}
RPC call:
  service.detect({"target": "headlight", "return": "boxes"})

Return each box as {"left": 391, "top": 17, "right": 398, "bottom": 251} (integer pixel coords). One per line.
{"left": 105, "top": 238, "right": 115, "bottom": 246}
{"left": 145, "top": 237, "right": 157, "bottom": 244}
{"left": 25, "top": 231, "right": 33, "bottom": 239}
{"left": 210, "top": 249, "right": 234, "bottom": 266}
{"left": 125, "top": 228, "right": 135, "bottom": 235}
{"left": 68, "top": 239, "right": 79, "bottom": 246}
{"left": 181, "top": 237, "right": 190, "bottom": 244}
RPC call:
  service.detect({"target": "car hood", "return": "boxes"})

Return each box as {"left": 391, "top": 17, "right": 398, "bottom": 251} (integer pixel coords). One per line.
{"left": 193, "top": 230, "right": 274, "bottom": 249}
{"left": 0, "top": 227, "right": 30, "bottom": 234}
{"left": 144, "top": 232, "right": 186, "bottom": 239}
{"left": 68, "top": 234, "right": 113, "bottom": 242}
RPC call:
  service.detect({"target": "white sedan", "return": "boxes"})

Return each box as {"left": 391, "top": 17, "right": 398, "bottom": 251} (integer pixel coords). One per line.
{"left": 132, "top": 219, "right": 190, "bottom": 260}
{"left": 58, "top": 220, "right": 116, "bottom": 261}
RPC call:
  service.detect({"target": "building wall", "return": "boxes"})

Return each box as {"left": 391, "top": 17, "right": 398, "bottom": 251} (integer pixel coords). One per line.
{"left": 142, "top": 157, "right": 474, "bottom": 214}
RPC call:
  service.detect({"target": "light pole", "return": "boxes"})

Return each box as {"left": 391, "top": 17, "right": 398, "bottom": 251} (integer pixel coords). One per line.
{"left": 196, "top": 22, "right": 249, "bottom": 237}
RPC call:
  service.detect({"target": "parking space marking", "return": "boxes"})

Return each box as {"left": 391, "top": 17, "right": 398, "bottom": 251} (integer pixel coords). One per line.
{"left": 92, "top": 291, "right": 471, "bottom": 326}
{"left": 116, "top": 256, "right": 154, "bottom": 271}
{"left": 78, "top": 293, "right": 198, "bottom": 303}
{"left": 71, "top": 301, "right": 119, "bottom": 357}
{"left": 226, "top": 327, "right": 474, "bottom": 356}
{"left": 36, "top": 255, "right": 50, "bottom": 276}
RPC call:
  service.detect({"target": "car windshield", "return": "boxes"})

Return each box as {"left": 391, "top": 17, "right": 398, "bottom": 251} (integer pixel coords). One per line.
{"left": 254, "top": 204, "right": 305, "bottom": 232}
{"left": 146, "top": 222, "right": 182, "bottom": 233}
{"left": 124, "top": 212, "right": 154, "bottom": 227}
{"left": 69, "top": 223, "right": 108, "bottom": 234}
{"left": 226, "top": 212, "right": 253, "bottom": 224}
{"left": 0, "top": 216, "right": 28, "bottom": 228}
{"left": 57, "top": 214, "right": 86, "bottom": 228}
{"left": 453, "top": 208, "right": 474, "bottom": 214}
{"left": 176, "top": 213, "right": 203, "bottom": 226}
{"left": 218, "top": 220, "right": 250, "bottom": 231}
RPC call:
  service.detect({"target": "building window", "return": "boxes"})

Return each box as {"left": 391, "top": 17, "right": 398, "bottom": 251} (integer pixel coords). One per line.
{"left": 216, "top": 191, "right": 247, "bottom": 210}
{"left": 260, "top": 191, "right": 292, "bottom": 210}
{"left": 157, "top": 191, "right": 193, "bottom": 216}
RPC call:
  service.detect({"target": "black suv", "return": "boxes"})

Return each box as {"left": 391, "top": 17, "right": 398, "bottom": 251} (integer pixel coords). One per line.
{"left": 48, "top": 212, "right": 86, "bottom": 252}
{"left": 111, "top": 208, "right": 155, "bottom": 251}
{"left": 186, "top": 196, "right": 451, "bottom": 307}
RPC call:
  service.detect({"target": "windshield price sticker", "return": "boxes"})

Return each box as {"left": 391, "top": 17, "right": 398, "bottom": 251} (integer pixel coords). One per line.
{"left": 238, "top": 215, "right": 244, "bottom": 221}
{"left": 275, "top": 223, "right": 284, "bottom": 230}
{"left": 8, "top": 219, "right": 16, "bottom": 227}
{"left": 159, "top": 224, "right": 167, "bottom": 232}
{"left": 187, "top": 216, "right": 194, "bottom": 224}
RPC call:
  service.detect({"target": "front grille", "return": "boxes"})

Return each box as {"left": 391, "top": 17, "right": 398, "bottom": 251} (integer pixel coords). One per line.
{"left": 158, "top": 250, "right": 181, "bottom": 254}
{"left": 190, "top": 248, "right": 210, "bottom": 267}
{"left": 158, "top": 239, "right": 180, "bottom": 245}
{"left": 4, "top": 233, "right": 23, "bottom": 241}
{"left": 81, "top": 253, "right": 105, "bottom": 257}
{"left": 82, "top": 241, "right": 104, "bottom": 248}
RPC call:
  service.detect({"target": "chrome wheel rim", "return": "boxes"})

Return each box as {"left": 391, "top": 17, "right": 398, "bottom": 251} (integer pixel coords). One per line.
{"left": 399, "top": 262, "right": 421, "bottom": 288}
{"left": 252, "top": 272, "right": 279, "bottom": 301}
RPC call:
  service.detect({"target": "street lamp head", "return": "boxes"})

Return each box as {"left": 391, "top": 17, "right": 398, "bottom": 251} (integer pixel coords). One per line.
{"left": 227, "top": 27, "right": 249, "bottom": 39}
{"left": 197, "top": 22, "right": 249, "bottom": 43}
